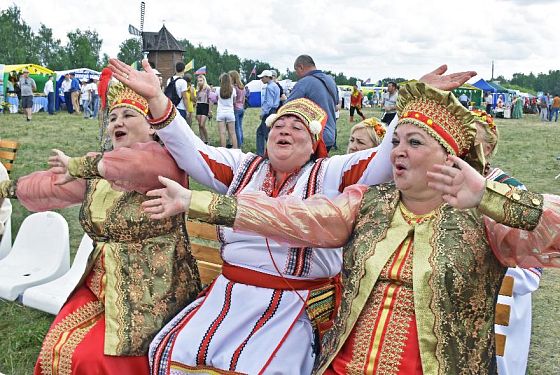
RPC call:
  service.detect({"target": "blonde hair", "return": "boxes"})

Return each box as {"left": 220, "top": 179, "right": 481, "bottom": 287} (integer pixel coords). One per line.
{"left": 197, "top": 75, "right": 209, "bottom": 90}
{"left": 228, "top": 70, "right": 244, "bottom": 89}
{"left": 349, "top": 122, "right": 381, "bottom": 147}
{"left": 219, "top": 73, "right": 233, "bottom": 99}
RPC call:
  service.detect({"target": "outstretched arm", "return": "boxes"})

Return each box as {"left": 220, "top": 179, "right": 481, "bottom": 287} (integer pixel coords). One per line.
{"left": 49, "top": 142, "right": 189, "bottom": 193}
{"left": 0, "top": 171, "right": 86, "bottom": 212}
{"left": 143, "top": 177, "right": 366, "bottom": 248}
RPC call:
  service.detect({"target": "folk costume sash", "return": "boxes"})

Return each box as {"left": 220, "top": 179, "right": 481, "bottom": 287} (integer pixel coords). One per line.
{"left": 316, "top": 184, "right": 505, "bottom": 374}
{"left": 224, "top": 156, "right": 340, "bottom": 339}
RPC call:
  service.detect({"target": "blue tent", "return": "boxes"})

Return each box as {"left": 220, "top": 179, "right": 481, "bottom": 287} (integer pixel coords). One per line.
{"left": 472, "top": 79, "right": 496, "bottom": 93}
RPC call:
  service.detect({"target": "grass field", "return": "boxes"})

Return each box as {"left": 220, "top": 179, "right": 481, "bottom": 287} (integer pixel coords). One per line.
{"left": 1, "top": 106, "right": 560, "bottom": 374}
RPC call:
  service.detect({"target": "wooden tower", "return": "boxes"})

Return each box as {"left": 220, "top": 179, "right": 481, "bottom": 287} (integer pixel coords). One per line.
{"left": 142, "top": 25, "right": 184, "bottom": 84}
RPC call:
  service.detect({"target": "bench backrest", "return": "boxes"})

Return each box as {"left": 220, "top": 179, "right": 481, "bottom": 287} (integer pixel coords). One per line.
{"left": 186, "top": 220, "right": 222, "bottom": 285}
{"left": 0, "top": 139, "right": 19, "bottom": 175}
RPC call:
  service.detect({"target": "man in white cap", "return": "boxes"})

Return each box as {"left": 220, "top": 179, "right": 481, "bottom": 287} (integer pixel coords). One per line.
{"left": 256, "top": 69, "right": 280, "bottom": 155}
{"left": 19, "top": 68, "right": 36, "bottom": 121}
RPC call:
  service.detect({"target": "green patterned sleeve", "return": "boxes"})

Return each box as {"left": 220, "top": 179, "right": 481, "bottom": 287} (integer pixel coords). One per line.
{"left": 478, "top": 179, "right": 543, "bottom": 230}
{"left": 67, "top": 155, "right": 103, "bottom": 179}
{"left": 188, "top": 190, "right": 238, "bottom": 227}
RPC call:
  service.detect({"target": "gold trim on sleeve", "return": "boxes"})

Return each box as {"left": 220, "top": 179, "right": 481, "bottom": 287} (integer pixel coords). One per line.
{"left": 68, "top": 155, "right": 103, "bottom": 179}
{"left": 478, "top": 180, "right": 543, "bottom": 230}
{"left": 189, "top": 191, "right": 237, "bottom": 227}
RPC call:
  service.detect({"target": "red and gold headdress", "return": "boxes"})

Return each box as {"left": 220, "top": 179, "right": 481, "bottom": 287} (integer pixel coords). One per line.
{"left": 397, "top": 82, "right": 476, "bottom": 157}
{"left": 265, "top": 98, "right": 329, "bottom": 158}
{"left": 97, "top": 67, "right": 149, "bottom": 151}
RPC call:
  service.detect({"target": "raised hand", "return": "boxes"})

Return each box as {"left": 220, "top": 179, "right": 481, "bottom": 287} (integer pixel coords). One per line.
{"left": 108, "top": 58, "right": 162, "bottom": 100}
{"left": 108, "top": 58, "right": 170, "bottom": 118}
{"left": 419, "top": 65, "right": 477, "bottom": 91}
{"left": 48, "top": 149, "right": 75, "bottom": 185}
{"left": 142, "top": 176, "right": 192, "bottom": 219}
{"left": 427, "top": 155, "right": 486, "bottom": 208}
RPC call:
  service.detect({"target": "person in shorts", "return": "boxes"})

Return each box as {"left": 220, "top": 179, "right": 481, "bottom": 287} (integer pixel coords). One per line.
{"left": 19, "top": 68, "right": 36, "bottom": 121}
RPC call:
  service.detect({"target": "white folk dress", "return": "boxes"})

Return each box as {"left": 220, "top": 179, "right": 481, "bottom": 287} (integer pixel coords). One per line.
{"left": 149, "top": 111, "right": 396, "bottom": 375}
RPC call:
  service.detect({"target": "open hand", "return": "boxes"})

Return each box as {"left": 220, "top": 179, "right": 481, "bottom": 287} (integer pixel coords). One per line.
{"left": 48, "top": 149, "right": 75, "bottom": 185}
{"left": 427, "top": 155, "right": 486, "bottom": 208}
{"left": 419, "top": 65, "right": 477, "bottom": 91}
{"left": 108, "top": 58, "right": 162, "bottom": 101}
{"left": 142, "top": 176, "right": 192, "bottom": 219}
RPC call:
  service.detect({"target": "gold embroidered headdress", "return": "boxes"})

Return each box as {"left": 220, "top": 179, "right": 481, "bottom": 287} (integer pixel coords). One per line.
{"left": 397, "top": 82, "right": 476, "bottom": 157}
{"left": 265, "top": 98, "right": 329, "bottom": 158}
{"left": 97, "top": 67, "right": 149, "bottom": 151}
{"left": 397, "top": 82, "right": 486, "bottom": 172}
{"left": 106, "top": 83, "right": 149, "bottom": 115}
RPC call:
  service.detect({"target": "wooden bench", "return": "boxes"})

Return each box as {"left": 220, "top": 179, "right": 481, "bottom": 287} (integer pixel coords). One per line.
{"left": 0, "top": 139, "right": 19, "bottom": 175}
{"left": 186, "top": 220, "right": 222, "bottom": 285}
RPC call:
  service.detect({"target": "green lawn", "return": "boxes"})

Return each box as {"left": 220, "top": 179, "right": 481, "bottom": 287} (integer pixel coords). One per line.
{"left": 1, "top": 107, "right": 560, "bottom": 374}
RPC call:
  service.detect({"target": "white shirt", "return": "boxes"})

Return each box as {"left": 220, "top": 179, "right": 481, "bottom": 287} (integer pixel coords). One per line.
{"left": 217, "top": 87, "right": 237, "bottom": 116}
{"left": 0, "top": 163, "right": 12, "bottom": 236}
{"left": 43, "top": 80, "right": 54, "bottom": 95}
{"left": 61, "top": 79, "right": 71, "bottom": 93}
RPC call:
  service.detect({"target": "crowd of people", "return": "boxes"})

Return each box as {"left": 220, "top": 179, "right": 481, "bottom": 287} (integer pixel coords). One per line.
{"left": 1, "top": 54, "right": 560, "bottom": 375}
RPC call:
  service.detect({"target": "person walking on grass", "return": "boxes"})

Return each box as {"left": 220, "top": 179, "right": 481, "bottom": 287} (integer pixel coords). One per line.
{"left": 349, "top": 84, "right": 366, "bottom": 122}
{"left": 19, "top": 68, "right": 36, "bottom": 121}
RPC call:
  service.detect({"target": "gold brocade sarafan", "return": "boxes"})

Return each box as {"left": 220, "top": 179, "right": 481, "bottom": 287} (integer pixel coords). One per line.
{"left": 316, "top": 184, "right": 505, "bottom": 375}
{"left": 78, "top": 179, "right": 201, "bottom": 356}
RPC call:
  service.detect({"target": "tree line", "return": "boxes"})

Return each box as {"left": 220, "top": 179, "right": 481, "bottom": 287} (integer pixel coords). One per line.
{"left": 2, "top": 5, "right": 557, "bottom": 91}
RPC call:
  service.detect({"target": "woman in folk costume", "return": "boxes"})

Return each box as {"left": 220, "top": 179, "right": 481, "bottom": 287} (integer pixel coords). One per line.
{"left": 0, "top": 69, "right": 201, "bottom": 375}
{"left": 146, "top": 81, "right": 560, "bottom": 375}
{"left": 511, "top": 95, "right": 523, "bottom": 119}
{"left": 472, "top": 109, "right": 542, "bottom": 375}
{"left": 347, "top": 117, "right": 386, "bottom": 154}
{"left": 107, "top": 58, "right": 474, "bottom": 374}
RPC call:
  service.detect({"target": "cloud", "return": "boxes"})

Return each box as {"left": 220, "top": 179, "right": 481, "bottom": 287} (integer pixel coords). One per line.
{"left": 8, "top": 0, "right": 560, "bottom": 81}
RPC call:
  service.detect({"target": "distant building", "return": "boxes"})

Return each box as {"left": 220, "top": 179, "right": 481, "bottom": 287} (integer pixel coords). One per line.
{"left": 142, "top": 25, "right": 184, "bottom": 84}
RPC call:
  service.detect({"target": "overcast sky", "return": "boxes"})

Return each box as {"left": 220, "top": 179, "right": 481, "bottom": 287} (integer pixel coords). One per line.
{"left": 10, "top": 0, "right": 560, "bottom": 82}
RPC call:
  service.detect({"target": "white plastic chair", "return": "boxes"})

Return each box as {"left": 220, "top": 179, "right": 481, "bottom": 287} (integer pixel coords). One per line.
{"left": 0, "top": 217, "right": 12, "bottom": 260}
{"left": 22, "top": 233, "right": 94, "bottom": 314}
{"left": 0, "top": 211, "right": 70, "bottom": 301}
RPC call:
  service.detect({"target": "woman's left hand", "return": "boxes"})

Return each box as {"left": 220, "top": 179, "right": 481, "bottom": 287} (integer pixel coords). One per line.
{"left": 48, "top": 149, "right": 75, "bottom": 185}
{"left": 142, "top": 176, "right": 192, "bottom": 219}
{"left": 427, "top": 155, "right": 486, "bottom": 208}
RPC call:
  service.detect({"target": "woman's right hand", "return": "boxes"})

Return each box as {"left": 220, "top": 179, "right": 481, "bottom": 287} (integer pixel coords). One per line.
{"left": 142, "top": 176, "right": 192, "bottom": 219}
{"left": 48, "top": 149, "right": 75, "bottom": 185}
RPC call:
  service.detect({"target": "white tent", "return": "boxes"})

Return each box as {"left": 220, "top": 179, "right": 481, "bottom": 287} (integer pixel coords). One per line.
{"left": 55, "top": 68, "right": 101, "bottom": 80}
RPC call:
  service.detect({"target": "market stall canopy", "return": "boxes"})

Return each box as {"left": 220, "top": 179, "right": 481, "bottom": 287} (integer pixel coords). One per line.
{"left": 452, "top": 83, "right": 483, "bottom": 107}
{"left": 55, "top": 68, "right": 100, "bottom": 80}
{"left": 487, "top": 81, "right": 509, "bottom": 93}
{"left": 3, "top": 64, "right": 54, "bottom": 75}
{"left": 472, "top": 79, "right": 496, "bottom": 93}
